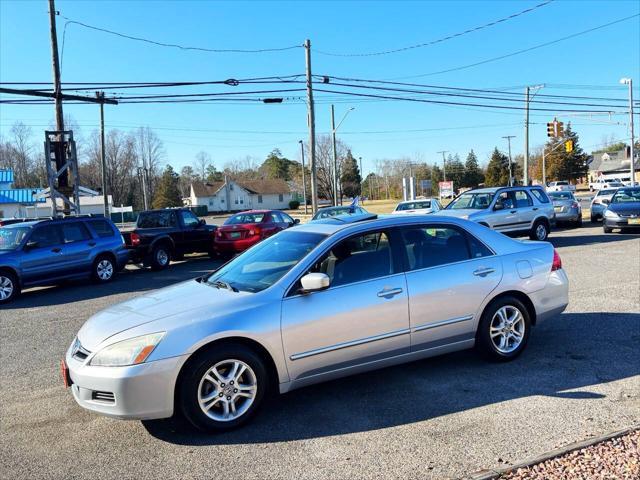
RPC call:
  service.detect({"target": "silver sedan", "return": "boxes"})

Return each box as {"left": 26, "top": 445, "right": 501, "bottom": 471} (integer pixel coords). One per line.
{"left": 63, "top": 214, "right": 569, "bottom": 431}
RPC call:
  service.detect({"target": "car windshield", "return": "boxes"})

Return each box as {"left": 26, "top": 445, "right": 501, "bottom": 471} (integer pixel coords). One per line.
{"left": 611, "top": 188, "right": 640, "bottom": 203}
{"left": 0, "top": 226, "right": 30, "bottom": 251}
{"left": 205, "top": 231, "right": 326, "bottom": 292}
{"left": 548, "top": 192, "right": 574, "bottom": 200}
{"left": 608, "top": 182, "right": 624, "bottom": 187}
{"left": 225, "top": 213, "right": 265, "bottom": 224}
{"left": 447, "top": 192, "right": 494, "bottom": 210}
{"left": 555, "top": 181, "right": 569, "bottom": 186}
{"left": 598, "top": 189, "right": 617, "bottom": 196}
{"left": 396, "top": 201, "right": 431, "bottom": 211}
{"left": 313, "top": 207, "right": 354, "bottom": 219}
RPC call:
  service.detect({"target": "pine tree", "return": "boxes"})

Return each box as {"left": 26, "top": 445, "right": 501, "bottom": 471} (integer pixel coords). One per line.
{"left": 340, "top": 150, "right": 362, "bottom": 198}
{"left": 462, "top": 150, "right": 484, "bottom": 187}
{"left": 485, "top": 148, "right": 510, "bottom": 186}
{"left": 446, "top": 154, "right": 465, "bottom": 190}
{"left": 152, "top": 165, "right": 182, "bottom": 208}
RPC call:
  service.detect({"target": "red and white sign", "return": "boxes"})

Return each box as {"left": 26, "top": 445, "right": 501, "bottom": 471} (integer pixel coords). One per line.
{"left": 439, "top": 181, "right": 454, "bottom": 198}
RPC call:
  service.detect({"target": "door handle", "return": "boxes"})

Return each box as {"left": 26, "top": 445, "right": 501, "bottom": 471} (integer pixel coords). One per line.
{"left": 532, "top": 207, "right": 538, "bottom": 211}
{"left": 510, "top": 210, "right": 517, "bottom": 214}
{"left": 88, "top": 242, "right": 96, "bottom": 247}
{"left": 51, "top": 247, "right": 62, "bottom": 253}
{"left": 473, "top": 267, "right": 495, "bottom": 277}
{"left": 377, "top": 287, "right": 403, "bottom": 298}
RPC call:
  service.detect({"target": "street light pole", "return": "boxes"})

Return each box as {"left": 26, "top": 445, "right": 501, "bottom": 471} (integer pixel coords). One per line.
{"left": 299, "top": 140, "right": 308, "bottom": 215}
{"left": 330, "top": 105, "right": 355, "bottom": 206}
{"left": 304, "top": 39, "right": 318, "bottom": 214}
{"left": 437, "top": 151, "right": 448, "bottom": 182}
{"left": 620, "top": 77, "right": 635, "bottom": 186}
{"left": 502, "top": 135, "right": 516, "bottom": 186}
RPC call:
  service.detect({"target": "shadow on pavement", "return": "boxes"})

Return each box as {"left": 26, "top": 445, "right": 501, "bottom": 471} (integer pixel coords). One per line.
{"left": 5, "top": 255, "right": 224, "bottom": 309}
{"left": 143, "top": 311, "right": 640, "bottom": 445}
{"left": 550, "top": 231, "right": 640, "bottom": 248}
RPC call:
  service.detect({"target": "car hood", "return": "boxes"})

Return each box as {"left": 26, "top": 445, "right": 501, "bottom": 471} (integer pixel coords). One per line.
{"left": 608, "top": 202, "right": 640, "bottom": 215}
{"left": 77, "top": 279, "right": 250, "bottom": 351}
{"left": 434, "top": 209, "right": 482, "bottom": 218}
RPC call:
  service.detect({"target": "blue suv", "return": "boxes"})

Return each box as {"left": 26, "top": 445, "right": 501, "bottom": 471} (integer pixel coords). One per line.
{"left": 0, "top": 216, "right": 129, "bottom": 304}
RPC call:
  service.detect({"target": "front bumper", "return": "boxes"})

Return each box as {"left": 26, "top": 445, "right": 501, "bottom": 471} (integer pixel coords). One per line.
{"left": 603, "top": 216, "right": 640, "bottom": 229}
{"left": 65, "top": 347, "right": 188, "bottom": 420}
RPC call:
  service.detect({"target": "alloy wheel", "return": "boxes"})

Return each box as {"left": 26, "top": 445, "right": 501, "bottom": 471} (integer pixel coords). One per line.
{"left": 96, "top": 260, "right": 114, "bottom": 280}
{"left": 535, "top": 223, "right": 547, "bottom": 240}
{"left": 197, "top": 359, "right": 258, "bottom": 422}
{"left": 156, "top": 249, "right": 169, "bottom": 266}
{"left": 0, "top": 275, "right": 13, "bottom": 300}
{"left": 489, "top": 305, "right": 526, "bottom": 354}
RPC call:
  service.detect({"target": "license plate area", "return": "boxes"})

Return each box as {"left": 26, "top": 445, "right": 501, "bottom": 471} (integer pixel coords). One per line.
{"left": 554, "top": 206, "right": 563, "bottom": 212}
{"left": 628, "top": 218, "right": 640, "bottom": 225}
{"left": 229, "top": 232, "right": 241, "bottom": 239}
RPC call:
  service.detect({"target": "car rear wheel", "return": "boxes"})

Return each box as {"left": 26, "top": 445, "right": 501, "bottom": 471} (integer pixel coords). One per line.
{"left": 476, "top": 296, "right": 531, "bottom": 362}
{"left": 529, "top": 220, "right": 549, "bottom": 241}
{"left": 179, "top": 344, "right": 267, "bottom": 432}
{"left": 0, "top": 271, "right": 19, "bottom": 304}
{"left": 575, "top": 216, "right": 583, "bottom": 228}
{"left": 150, "top": 244, "right": 171, "bottom": 270}
{"left": 92, "top": 255, "right": 115, "bottom": 282}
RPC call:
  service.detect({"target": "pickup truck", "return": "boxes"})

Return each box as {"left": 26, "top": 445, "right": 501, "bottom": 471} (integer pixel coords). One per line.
{"left": 121, "top": 208, "right": 217, "bottom": 270}
{"left": 546, "top": 181, "right": 576, "bottom": 193}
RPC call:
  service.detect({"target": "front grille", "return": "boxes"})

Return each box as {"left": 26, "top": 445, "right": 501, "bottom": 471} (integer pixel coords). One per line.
{"left": 617, "top": 213, "right": 639, "bottom": 218}
{"left": 91, "top": 391, "right": 115, "bottom": 403}
{"left": 71, "top": 338, "right": 91, "bottom": 361}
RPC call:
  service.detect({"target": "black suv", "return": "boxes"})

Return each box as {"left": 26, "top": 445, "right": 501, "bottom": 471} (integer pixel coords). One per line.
{"left": 121, "top": 208, "right": 217, "bottom": 270}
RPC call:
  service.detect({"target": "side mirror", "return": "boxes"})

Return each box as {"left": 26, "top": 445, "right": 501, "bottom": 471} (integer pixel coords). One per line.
{"left": 25, "top": 240, "right": 39, "bottom": 250}
{"left": 493, "top": 202, "right": 504, "bottom": 211}
{"left": 601, "top": 199, "right": 610, "bottom": 205}
{"left": 293, "top": 218, "right": 301, "bottom": 225}
{"left": 299, "top": 272, "right": 330, "bottom": 294}
{"left": 198, "top": 218, "right": 206, "bottom": 226}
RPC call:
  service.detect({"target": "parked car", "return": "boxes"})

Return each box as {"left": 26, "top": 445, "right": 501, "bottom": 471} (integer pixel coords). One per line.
{"left": 546, "top": 181, "right": 576, "bottom": 193}
{"left": 62, "top": 214, "right": 568, "bottom": 431}
{"left": 590, "top": 188, "right": 619, "bottom": 222}
{"left": 122, "top": 208, "right": 216, "bottom": 270}
{"left": 603, "top": 186, "right": 640, "bottom": 233}
{"left": 312, "top": 205, "right": 368, "bottom": 221}
{"left": 0, "top": 216, "right": 129, "bottom": 304}
{"left": 590, "top": 177, "right": 625, "bottom": 191}
{"left": 392, "top": 198, "right": 442, "bottom": 215}
{"left": 547, "top": 191, "right": 582, "bottom": 227}
{"left": 435, "top": 186, "right": 555, "bottom": 241}
{"left": 214, "top": 210, "right": 299, "bottom": 255}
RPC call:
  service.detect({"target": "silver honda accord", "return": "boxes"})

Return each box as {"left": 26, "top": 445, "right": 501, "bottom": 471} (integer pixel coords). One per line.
{"left": 63, "top": 214, "right": 569, "bottom": 431}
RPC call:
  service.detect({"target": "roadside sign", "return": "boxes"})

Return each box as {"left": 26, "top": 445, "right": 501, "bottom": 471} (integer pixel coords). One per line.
{"left": 439, "top": 181, "right": 454, "bottom": 198}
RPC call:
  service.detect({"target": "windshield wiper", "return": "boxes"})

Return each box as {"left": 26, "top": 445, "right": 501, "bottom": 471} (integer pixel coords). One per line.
{"left": 210, "top": 279, "right": 238, "bottom": 292}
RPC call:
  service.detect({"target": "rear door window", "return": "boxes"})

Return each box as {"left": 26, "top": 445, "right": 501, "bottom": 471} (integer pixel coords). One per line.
{"left": 514, "top": 190, "right": 533, "bottom": 208}
{"left": 530, "top": 188, "right": 550, "bottom": 204}
{"left": 400, "top": 226, "right": 472, "bottom": 270}
{"left": 137, "top": 211, "right": 177, "bottom": 228}
{"left": 61, "top": 222, "right": 91, "bottom": 243}
{"left": 87, "top": 219, "right": 115, "bottom": 238}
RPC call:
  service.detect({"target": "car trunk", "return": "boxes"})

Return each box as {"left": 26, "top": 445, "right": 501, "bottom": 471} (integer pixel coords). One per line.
{"left": 217, "top": 223, "right": 260, "bottom": 240}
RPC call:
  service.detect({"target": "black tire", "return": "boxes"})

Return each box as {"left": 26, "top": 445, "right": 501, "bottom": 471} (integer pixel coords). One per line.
{"left": 475, "top": 296, "right": 532, "bottom": 362}
{"left": 575, "top": 216, "right": 583, "bottom": 228}
{"left": 178, "top": 344, "right": 268, "bottom": 432}
{"left": 529, "top": 219, "right": 549, "bottom": 241}
{"left": 590, "top": 214, "right": 597, "bottom": 223}
{"left": 150, "top": 243, "right": 171, "bottom": 270}
{"left": 603, "top": 226, "right": 613, "bottom": 233}
{"left": 0, "top": 270, "right": 20, "bottom": 304}
{"left": 92, "top": 254, "right": 116, "bottom": 283}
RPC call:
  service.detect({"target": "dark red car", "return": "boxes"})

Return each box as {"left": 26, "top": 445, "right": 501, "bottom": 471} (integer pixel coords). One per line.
{"left": 214, "top": 210, "right": 299, "bottom": 255}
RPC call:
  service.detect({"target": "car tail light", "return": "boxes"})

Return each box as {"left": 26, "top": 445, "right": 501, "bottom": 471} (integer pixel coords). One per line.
{"left": 249, "top": 227, "right": 261, "bottom": 236}
{"left": 130, "top": 232, "right": 140, "bottom": 246}
{"left": 551, "top": 249, "right": 562, "bottom": 271}
{"left": 571, "top": 202, "right": 579, "bottom": 209}
{"left": 216, "top": 230, "right": 222, "bottom": 237}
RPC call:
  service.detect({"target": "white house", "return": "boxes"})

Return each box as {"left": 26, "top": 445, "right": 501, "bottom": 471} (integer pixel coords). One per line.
{"left": 189, "top": 178, "right": 294, "bottom": 213}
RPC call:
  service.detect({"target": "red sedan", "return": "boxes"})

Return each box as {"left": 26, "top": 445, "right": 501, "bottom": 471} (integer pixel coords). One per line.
{"left": 214, "top": 210, "right": 299, "bottom": 255}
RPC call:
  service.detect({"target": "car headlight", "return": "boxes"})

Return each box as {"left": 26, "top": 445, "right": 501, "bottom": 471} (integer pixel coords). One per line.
{"left": 89, "top": 332, "right": 165, "bottom": 367}
{"left": 604, "top": 209, "right": 619, "bottom": 219}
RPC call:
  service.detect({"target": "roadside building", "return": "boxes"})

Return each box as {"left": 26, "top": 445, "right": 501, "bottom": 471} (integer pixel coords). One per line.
{"left": 588, "top": 148, "right": 640, "bottom": 183}
{"left": 188, "top": 178, "right": 293, "bottom": 213}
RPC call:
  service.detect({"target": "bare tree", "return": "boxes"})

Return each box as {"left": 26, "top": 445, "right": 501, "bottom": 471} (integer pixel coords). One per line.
{"left": 194, "top": 151, "right": 212, "bottom": 180}
{"left": 3, "top": 122, "right": 36, "bottom": 187}
{"left": 136, "top": 127, "right": 165, "bottom": 198}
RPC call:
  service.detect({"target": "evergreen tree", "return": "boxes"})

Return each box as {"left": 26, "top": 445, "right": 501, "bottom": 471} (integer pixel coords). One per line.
{"left": 462, "top": 150, "right": 484, "bottom": 187}
{"left": 259, "top": 148, "right": 299, "bottom": 180}
{"left": 446, "top": 154, "right": 465, "bottom": 189}
{"left": 542, "top": 124, "right": 589, "bottom": 182}
{"left": 340, "top": 150, "right": 362, "bottom": 198}
{"left": 152, "top": 165, "right": 182, "bottom": 208}
{"left": 485, "top": 148, "right": 510, "bottom": 186}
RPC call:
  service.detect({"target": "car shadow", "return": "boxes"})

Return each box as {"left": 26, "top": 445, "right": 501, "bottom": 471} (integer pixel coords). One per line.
{"left": 142, "top": 312, "right": 640, "bottom": 445}
{"left": 549, "top": 230, "right": 640, "bottom": 248}
{"left": 5, "top": 255, "right": 224, "bottom": 309}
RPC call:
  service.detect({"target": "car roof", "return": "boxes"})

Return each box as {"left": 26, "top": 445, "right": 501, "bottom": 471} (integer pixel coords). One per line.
{"left": 397, "top": 198, "right": 435, "bottom": 204}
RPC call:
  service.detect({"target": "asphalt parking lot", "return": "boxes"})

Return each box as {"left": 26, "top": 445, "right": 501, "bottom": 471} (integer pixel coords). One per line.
{"left": 1, "top": 223, "right": 638, "bottom": 480}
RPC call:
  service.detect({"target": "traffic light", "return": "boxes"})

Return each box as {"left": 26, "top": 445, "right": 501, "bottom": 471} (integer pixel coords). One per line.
{"left": 546, "top": 122, "right": 555, "bottom": 137}
{"left": 546, "top": 118, "right": 565, "bottom": 138}
{"left": 565, "top": 139, "right": 574, "bottom": 153}
{"left": 556, "top": 121, "right": 564, "bottom": 137}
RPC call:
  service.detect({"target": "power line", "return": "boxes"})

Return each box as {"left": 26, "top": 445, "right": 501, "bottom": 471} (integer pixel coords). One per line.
{"left": 391, "top": 13, "right": 640, "bottom": 79}
{"left": 313, "top": 0, "right": 554, "bottom": 57}
{"left": 58, "top": 15, "right": 302, "bottom": 54}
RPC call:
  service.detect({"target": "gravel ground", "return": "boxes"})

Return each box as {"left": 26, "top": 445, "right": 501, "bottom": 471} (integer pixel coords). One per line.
{"left": 501, "top": 430, "right": 639, "bottom": 480}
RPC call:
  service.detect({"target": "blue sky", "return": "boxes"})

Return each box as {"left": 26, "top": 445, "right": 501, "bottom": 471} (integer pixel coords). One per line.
{"left": 1, "top": 0, "right": 638, "bottom": 177}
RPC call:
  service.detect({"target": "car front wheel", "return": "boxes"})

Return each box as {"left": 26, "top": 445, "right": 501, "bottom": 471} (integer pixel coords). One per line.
{"left": 529, "top": 220, "right": 549, "bottom": 241}
{"left": 0, "top": 271, "right": 19, "bottom": 304}
{"left": 476, "top": 296, "right": 531, "bottom": 362}
{"left": 179, "top": 344, "right": 267, "bottom": 432}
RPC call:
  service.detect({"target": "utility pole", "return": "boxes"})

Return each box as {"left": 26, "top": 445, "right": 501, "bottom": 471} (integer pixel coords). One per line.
{"left": 437, "top": 151, "right": 448, "bottom": 182}
{"left": 48, "top": 0, "right": 64, "bottom": 133}
{"left": 304, "top": 39, "right": 318, "bottom": 214}
{"left": 299, "top": 140, "right": 308, "bottom": 215}
{"left": 620, "top": 77, "right": 635, "bottom": 186}
{"left": 97, "top": 92, "right": 109, "bottom": 217}
{"left": 502, "top": 135, "right": 516, "bottom": 186}
{"left": 524, "top": 86, "right": 530, "bottom": 186}
{"left": 330, "top": 104, "right": 338, "bottom": 206}
{"left": 358, "top": 156, "right": 363, "bottom": 201}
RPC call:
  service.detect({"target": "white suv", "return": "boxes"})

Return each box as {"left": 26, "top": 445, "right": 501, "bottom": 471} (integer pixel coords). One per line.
{"left": 434, "top": 186, "right": 555, "bottom": 240}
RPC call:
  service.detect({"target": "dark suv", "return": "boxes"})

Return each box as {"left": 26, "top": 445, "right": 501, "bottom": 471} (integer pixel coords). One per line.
{"left": 0, "top": 216, "right": 129, "bottom": 304}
